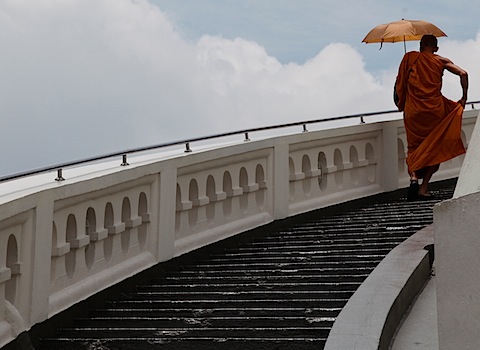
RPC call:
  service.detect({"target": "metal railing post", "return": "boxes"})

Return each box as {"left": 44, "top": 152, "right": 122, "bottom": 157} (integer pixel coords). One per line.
{"left": 121, "top": 154, "right": 129, "bottom": 166}
{"left": 55, "top": 169, "right": 65, "bottom": 182}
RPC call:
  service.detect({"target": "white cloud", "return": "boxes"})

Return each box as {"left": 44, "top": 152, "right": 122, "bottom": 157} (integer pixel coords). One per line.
{"left": 439, "top": 34, "right": 480, "bottom": 102}
{"left": 0, "top": 0, "right": 478, "bottom": 176}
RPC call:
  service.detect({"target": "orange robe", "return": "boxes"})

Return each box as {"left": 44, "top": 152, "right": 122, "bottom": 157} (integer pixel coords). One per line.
{"left": 395, "top": 51, "right": 465, "bottom": 176}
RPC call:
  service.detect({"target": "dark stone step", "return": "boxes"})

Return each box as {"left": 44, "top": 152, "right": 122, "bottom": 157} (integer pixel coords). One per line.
{"left": 210, "top": 249, "right": 393, "bottom": 259}
{"left": 53, "top": 326, "right": 332, "bottom": 340}
{"left": 105, "top": 298, "right": 350, "bottom": 309}
{"left": 253, "top": 228, "right": 429, "bottom": 240}
{"left": 126, "top": 290, "right": 355, "bottom": 301}
{"left": 179, "top": 260, "right": 382, "bottom": 271}
{"left": 137, "top": 281, "right": 361, "bottom": 292}
{"left": 160, "top": 273, "right": 371, "bottom": 284}
{"left": 203, "top": 254, "right": 385, "bottom": 264}
{"left": 172, "top": 267, "right": 375, "bottom": 278}
{"left": 211, "top": 238, "right": 414, "bottom": 250}
{"left": 41, "top": 337, "right": 327, "bottom": 350}
{"left": 73, "top": 315, "right": 335, "bottom": 329}
{"left": 90, "top": 307, "right": 342, "bottom": 318}
{"left": 278, "top": 216, "right": 433, "bottom": 229}
{"left": 227, "top": 242, "right": 403, "bottom": 252}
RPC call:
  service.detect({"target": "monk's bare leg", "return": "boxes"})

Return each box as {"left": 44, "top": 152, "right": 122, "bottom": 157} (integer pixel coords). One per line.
{"left": 410, "top": 171, "right": 418, "bottom": 182}
{"left": 419, "top": 164, "right": 440, "bottom": 196}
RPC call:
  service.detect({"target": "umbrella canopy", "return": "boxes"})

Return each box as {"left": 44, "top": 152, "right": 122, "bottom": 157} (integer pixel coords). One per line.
{"left": 362, "top": 19, "right": 447, "bottom": 51}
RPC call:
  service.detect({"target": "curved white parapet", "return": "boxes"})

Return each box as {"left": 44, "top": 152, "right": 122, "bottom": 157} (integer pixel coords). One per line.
{"left": 435, "top": 109, "right": 480, "bottom": 350}
{"left": 324, "top": 225, "right": 434, "bottom": 350}
{"left": 0, "top": 113, "right": 476, "bottom": 348}
{"left": 435, "top": 191, "right": 480, "bottom": 350}
{"left": 454, "top": 109, "right": 480, "bottom": 197}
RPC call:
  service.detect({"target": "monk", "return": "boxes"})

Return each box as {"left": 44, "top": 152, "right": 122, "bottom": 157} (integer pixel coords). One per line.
{"left": 395, "top": 34, "right": 468, "bottom": 201}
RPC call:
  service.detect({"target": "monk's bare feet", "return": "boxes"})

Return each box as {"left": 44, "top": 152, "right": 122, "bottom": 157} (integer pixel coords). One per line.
{"left": 418, "top": 182, "right": 432, "bottom": 198}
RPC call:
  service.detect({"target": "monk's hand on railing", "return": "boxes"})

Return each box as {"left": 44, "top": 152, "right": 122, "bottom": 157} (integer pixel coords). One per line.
{"left": 458, "top": 97, "right": 467, "bottom": 108}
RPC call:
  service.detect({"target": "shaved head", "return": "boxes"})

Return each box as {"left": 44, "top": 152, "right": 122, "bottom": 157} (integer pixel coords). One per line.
{"left": 420, "top": 34, "right": 438, "bottom": 51}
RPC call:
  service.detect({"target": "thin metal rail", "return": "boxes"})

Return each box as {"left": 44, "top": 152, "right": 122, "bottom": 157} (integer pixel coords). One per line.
{"left": 2, "top": 101, "right": 479, "bottom": 183}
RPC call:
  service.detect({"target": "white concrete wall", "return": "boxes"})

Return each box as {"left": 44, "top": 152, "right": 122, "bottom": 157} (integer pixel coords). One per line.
{"left": 0, "top": 111, "right": 476, "bottom": 348}
{"left": 435, "top": 109, "right": 480, "bottom": 350}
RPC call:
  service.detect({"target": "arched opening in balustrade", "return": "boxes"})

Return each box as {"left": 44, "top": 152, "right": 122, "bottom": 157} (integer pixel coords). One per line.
{"left": 103, "top": 203, "right": 114, "bottom": 262}
{"left": 255, "top": 164, "right": 265, "bottom": 209}
{"left": 188, "top": 179, "right": 199, "bottom": 229}
{"left": 349, "top": 146, "right": 359, "bottom": 185}
{"left": 206, "top": 175, "right": 216, "bottom": 225}
{"left": 223, "top": 172, "right": 233, "bottom": 218}
{"left": 397, "top": 139, "right": 406, "bottom": 176}
{"left": 85, "top": 208, "right": 96, "bottom": 270}
{"left": 289, "top": 157, "right": 295, "bottom": 200}
{"left": 5, "top": 235, "right": 18, "bottom": 305}
{"left": 138, "top": 192, "right": 148, "bottom": 249}
{"left": 334, "top": 148, "right": 344, "bottom": 189}
{"left": 65, "top": 214, "right": 77, "bottom": 279}
{"left": 301, "top": 155, "right": 312, "bottom": 195}
{"left": 365, "top": 143, "right": 376, "bottom": 183}
{"left": 318, "top": 152, "right": 327, "bottom": 191}
{"left": 121, "top": 197, "right": 131, "bottom": 255}
{"left": 239, "top": 167, "right": 248, "bottom": 214}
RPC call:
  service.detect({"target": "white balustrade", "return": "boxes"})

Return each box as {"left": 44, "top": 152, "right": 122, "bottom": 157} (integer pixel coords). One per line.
{"left": 0, "top": 110, "right": 477, "bottom": 347}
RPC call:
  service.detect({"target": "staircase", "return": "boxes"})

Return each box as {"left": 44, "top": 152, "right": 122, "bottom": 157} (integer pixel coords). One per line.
{"left": 39, "top": 180, "right": 455, "bottom": 350}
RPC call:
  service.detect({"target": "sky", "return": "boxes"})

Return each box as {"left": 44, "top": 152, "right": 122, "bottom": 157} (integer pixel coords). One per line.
{"left": 1, "top": 0, "right": 479, "bottom": 176}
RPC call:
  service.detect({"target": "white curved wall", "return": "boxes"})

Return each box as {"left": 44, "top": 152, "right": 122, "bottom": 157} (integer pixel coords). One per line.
{"left": 435, "top": 109, "right": 480, "bottom": 350}
{"left": 0, "top": 110, "right": 477, "bottom": 347}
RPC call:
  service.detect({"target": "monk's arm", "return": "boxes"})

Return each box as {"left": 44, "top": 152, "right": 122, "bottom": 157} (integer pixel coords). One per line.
{"left": 443, "top": 57, "right": 469, "bottom": 107}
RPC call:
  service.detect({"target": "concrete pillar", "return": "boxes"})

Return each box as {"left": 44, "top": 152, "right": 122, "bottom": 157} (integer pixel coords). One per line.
{"left": 382, "top": 124, "right": 399, "bottom": 192}
{"left": 157, "top": 165, "right": 177, "bottom": 261}
{"left": 30, "top": 195, "right": 54, "bottom": 324}
{"left": 273, "top": 142, "right": 290, "bottom": 220}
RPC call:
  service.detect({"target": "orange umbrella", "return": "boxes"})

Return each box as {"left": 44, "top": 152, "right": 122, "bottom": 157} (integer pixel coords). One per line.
{"left": 362, "top": 19, "right": 447, "bottom": 52}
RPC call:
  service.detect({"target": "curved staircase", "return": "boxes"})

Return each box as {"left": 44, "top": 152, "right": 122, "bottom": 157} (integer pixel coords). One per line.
{"left": 38, "top": 180, "right": 455, "bottom": 350}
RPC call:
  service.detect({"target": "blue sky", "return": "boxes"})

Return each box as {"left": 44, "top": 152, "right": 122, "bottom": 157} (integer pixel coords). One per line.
{"left": 150, "top": 0, "right": 480, "bottom": 69}
{"left": 1, "top": 0, "right": 479, "bottom": 176}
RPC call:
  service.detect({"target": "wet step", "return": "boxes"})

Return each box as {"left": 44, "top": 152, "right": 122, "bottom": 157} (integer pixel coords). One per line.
{"left": 203, "top": 254, "right": 385, "bottom": 264}
{"left": 104, "top": 298, "right": 351, "bottom": 309}
{"left": 160, "top": 273, "right": 371, "bottom": 284}
{"left": 171, "top": 266, "right": 376, "bottom": 278}
{"left": 209, "top": 248, "right": 394, "bottom": 258}
{"left": 226, "top": 234, "right": 418, "bottom": 244}
{"left": 73, "top": 315, "right": 335, "bottom": 329}
{"left": 91, "top": 307, "right": 343, "bottom": 318}
{"left": 42, "top": 337, "right": 328, "bottom": 350}
{"left": 220, "top": 242, "right": 402, "bottom": 253}
{"left": 137, "top": 281, "right": 362, "bottom": 292}
{"left": 53, "top": 326, "right": 332, "bottom": 340}
{"left": 125, "top": 290, "right": 355, "bottom": 301}
{"left": 180, "top": 260, "right": 382, "bottom": 271}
